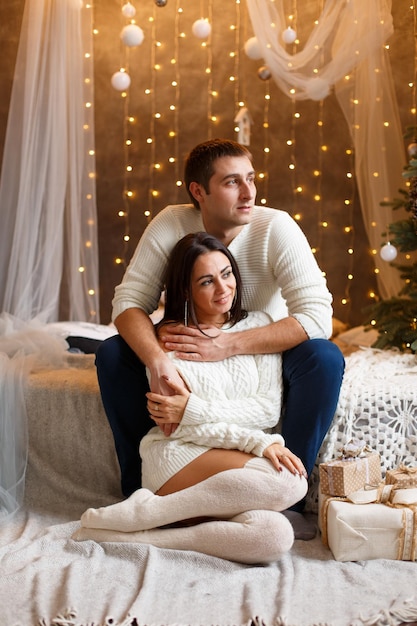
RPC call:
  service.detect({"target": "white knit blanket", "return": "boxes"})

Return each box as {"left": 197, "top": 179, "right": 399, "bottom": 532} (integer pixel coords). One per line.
{"left": 1, "top": 328, "right": 417, "bottom": 626}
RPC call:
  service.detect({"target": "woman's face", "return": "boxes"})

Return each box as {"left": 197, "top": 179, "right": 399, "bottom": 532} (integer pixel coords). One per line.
{"left": 190, "top": 250, "right": 236, "bottom": 325}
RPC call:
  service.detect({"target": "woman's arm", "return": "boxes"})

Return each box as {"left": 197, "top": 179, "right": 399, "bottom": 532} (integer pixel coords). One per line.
{"left": 146, "top": 349, "right": 282, "bottom": 432}
{"left": 181, "top": 355, "right": 281, "bottom": 430}
{"left": 171, "top": 421, "right": 284, "bottom": 457}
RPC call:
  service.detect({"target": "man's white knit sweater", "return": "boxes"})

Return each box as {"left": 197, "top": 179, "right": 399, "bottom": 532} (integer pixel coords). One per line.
{"left": 112, "top": 204, "right": 333, "bottom": 340}
{"left": 140, "top": 312, "right": 285, "bottom": 493}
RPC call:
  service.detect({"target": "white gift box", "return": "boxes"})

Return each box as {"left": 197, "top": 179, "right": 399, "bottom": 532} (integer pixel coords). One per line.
{"left": 320, "top": 486, "right": 417, "bottom": 562}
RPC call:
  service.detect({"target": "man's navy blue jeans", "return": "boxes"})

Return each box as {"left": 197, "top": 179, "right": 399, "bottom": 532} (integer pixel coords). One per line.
{"left": 96, "top": 335, "right": 345, "bottom": 510}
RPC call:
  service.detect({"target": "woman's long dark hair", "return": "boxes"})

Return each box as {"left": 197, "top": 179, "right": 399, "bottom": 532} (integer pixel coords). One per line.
{"left": 160, "top": 232, "right": 247, "bottom": 331}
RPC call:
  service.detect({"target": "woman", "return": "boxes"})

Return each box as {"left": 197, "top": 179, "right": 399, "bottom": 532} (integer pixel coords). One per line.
{"left": 73, "top": 233, "right": 308, "bottom": 564}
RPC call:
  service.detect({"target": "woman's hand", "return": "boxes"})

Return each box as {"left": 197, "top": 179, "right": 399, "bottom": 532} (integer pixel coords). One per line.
{"left": 263, "top": 443, "right": 308, "bottom": 478}
{"left": 146, "top": 375, "right": 191, "bottom": 435}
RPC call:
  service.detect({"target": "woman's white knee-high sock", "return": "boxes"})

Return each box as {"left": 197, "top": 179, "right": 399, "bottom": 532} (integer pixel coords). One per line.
{"left": 73, "top": 509, "right": 294, "bottom": 564}
{"left": 80, "top": 461, "right": 307, "bottom": 533}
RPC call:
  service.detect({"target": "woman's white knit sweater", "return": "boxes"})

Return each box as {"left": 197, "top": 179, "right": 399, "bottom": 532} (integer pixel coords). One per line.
{"left": 112, "top": 204, "right": 333, "bottom": 340}
{"left": 140, "top": 312, "right": 284, "bottom": 493}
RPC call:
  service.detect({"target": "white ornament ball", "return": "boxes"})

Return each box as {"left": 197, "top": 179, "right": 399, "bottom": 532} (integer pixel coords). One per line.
{"left": 257, "top": 66, "right": 271, "bottom": 81}
{"left": 192, "top": 19, "right": 211, "bottom": 39}
{"left": 305, "top": 77, "right": 330, "bottom": 101}
{"left": 282, "top": 27, "right": 297, "bottom": 44}
{"left": 380, "top": 243, "right": 398, "bottom": 262}
{"left": 120, "top": 24, "right": 144, "bottom": 47}
{"left": 244, "top": 37, "right": 263, "bottom": 60}
{"left": 407, "top": 142, "right": 417, "bottom": 158}
{"left": 121, "top": 2, "right": 136, "bottom": 18}
{"left": 111, "top": 71, "right": 131, "bottom": 91}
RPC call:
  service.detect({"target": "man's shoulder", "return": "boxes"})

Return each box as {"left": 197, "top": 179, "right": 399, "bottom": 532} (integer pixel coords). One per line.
{"left": 149, "top": 204, "right": 203, "bottom": 233}
{"left": 245, "top": 206, "right": 295, "bottom": 236}
{"left": 156, "top": 203, "right": 197, "bottom": 219}
{"left": 252, "top": 205, "right": 292, "bottom": 222}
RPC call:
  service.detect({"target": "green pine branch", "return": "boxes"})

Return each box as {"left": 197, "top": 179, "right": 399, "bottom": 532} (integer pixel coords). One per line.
{"left": 394, "top": 263, "right": 417, "bottom": 296}
{"left": 404, "top": 125, "right": 417, "bottom": 140}
{"left": 363, "top": 134, "right": 417, "bottom": 353}
{"left": 403, "top": 159, "right": 417, "bottom": 179}
{"left": 363, "top": 298, "right": 417, "bottom": 353}
{"left": 386, "top": 218, "right": 417, "bottom": 252}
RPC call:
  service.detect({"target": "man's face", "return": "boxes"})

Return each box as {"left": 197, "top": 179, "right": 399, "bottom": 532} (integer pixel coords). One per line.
{"left": 189, "top": 155, "right": 257, "bottom": 243}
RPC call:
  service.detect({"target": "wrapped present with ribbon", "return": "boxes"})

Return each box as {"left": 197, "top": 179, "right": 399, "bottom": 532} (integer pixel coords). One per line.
{"left": 320, "top": 483, "right": 417, "bottom": 562}
{"left": 319, "top": 439, "right": 382, "bottom": 497}
{"left": 385, "top": 464, "right": 417, "bottom": 489}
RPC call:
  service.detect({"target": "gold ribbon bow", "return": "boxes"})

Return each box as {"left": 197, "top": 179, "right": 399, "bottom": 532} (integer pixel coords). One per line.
{"left": 338, "top": 438, "right": 372, "bottom": 460}
{"left": 397, "top": 464, "right": 417, "bottom": 476}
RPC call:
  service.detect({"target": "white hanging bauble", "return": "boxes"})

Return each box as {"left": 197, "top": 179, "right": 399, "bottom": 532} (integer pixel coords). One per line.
{"left": 407, "top": 142, "right": 417, "bottom": 158}
{"left": 120, "top": 24, "right": 144, "bottom": 47}
{"left": 257, "top": 66, "right": 271, "bottom": 81}
{"left": 244, "top": 36, "right": 263, "bottom": 60}
{"left": 282, "top": 27, "right": 297, "bottom": 44}
{"left": 192, "top": 19, "right": 211, "bottom": 39}
{"left": 305, "top": 77, "right": 330, "bottom": 101}
{"left": 379, "top": 243, "right": 398, "bottom": 262}
{"left": 121, "top": 2, "right": 136, "bottom": 18}
{"left": 111, "top": 71, "right": 131, "bottom": 91}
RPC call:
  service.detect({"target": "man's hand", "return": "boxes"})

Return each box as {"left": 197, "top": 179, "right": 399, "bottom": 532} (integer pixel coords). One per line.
{"left": 159, "top": 323, "right": 231, "bottom": 362}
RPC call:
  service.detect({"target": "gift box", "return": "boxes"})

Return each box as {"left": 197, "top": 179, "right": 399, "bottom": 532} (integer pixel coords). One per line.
{"left": 319, "top": 451, "right": 382, "bottom": 497}
{"left": 385, "top": 464, "right": 417, "bottom": 488}
{"left": 320, "top": 485, "right": 417, "bottom": 562}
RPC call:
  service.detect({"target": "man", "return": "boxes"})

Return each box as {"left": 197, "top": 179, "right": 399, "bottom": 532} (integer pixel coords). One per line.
{"left": 97, "top": 138, "right": 344, "bottom": 537}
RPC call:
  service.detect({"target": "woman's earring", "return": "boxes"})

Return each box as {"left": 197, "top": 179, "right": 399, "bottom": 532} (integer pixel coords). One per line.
{"left": 184, "top": 300, "right": 188, "bottom": 326}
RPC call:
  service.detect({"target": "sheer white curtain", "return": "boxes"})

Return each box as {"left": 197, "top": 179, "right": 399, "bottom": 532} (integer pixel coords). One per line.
{"left": 0, "top": 0, "right": 99, "bottom": 520}
{"left": 246, "top": 0, "right": 405, "bottom": 298}
{"left": 0, "top": 314, "right": 69, "bottom": 523}
{"left": 0, "top": 0, "right": 99, "bottom": 323}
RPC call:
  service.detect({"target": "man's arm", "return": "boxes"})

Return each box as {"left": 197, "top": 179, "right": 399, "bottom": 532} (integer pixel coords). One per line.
{"left": 160, "top": 315, "right": 308, "bottom": 362}
{"left": 114, "top": 308, "right": 186, "bottom": 394}
{"left": 223, "top": 315, "right": 308, "bottom": 356}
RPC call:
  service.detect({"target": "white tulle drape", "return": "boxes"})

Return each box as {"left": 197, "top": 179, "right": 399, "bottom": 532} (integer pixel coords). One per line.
{"left": 0, "top": 0, "right": 99, "bottom": 323}
{"left": 0, "top": 314, "right": 69, "bottom": 523}
{"left": 246, "top": 0, "right": 406, "bottom": 298}
{"left": 0, "top": 0, "right": 99, "bottom": 520}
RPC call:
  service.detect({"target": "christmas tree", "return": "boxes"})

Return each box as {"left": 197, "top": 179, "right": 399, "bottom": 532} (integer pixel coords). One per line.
{"left": 364, "top": 127, "right": 417, "bottom": 353}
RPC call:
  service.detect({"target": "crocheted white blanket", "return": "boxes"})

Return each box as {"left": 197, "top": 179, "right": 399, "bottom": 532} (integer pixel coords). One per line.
{"left": 307, "top": 347, "right": 417, "bottom": 512}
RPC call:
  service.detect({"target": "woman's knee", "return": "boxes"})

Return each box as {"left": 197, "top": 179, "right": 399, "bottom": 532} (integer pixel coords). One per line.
{"left": 245, "top": 457, "right": 308, "bottom": 511}
{"left": 279, "top": 473, "right": 308, "bottom": 511}
{"left": 234, "top": 510, "right": 294, "bottom": 563}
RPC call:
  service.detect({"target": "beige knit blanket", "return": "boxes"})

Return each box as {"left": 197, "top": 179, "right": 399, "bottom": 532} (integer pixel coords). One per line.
{"left": 1, "top": 508, "right": 417, "bottom": 626}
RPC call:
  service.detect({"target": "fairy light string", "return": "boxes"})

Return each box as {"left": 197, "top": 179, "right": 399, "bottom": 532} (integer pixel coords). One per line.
{"left": 83, "top": 1, "right": 99, "bottom": 319}
{"left": 171, "top": 1, "right": 181, "bottom": 199}
{"left": 286, "top": 3, "right": 299, "bottom": 222}
{"left": 114, "top": 2, "right": 133, "bottom": 269}
{"left": 259, "top": 78, "right": 271, "bottom": 206}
